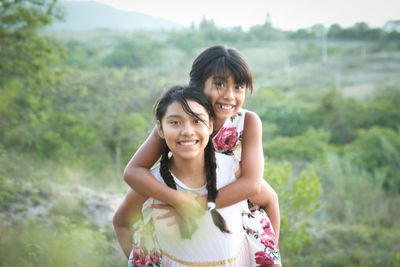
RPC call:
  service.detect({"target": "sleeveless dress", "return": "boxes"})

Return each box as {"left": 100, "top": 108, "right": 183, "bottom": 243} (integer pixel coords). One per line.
{"left": 212, "top": 108, "right": 281, "bottom": 266}
{"left": 128, "top": 153, "right": 251, "bottom": 267}
{"left": 130, "top": 154, "right": 251, "bottom": 267}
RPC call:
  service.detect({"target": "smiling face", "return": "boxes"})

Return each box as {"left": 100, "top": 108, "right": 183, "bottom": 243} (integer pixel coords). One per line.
{"left": 203, "top": 74, "right": 246, "bottom": 127}
{"left": 157, "top": 100, "right": 213, "bottom": 161}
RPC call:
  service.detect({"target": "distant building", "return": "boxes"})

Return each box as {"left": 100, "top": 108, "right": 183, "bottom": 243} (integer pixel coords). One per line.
{"left": 265, "top": 12, "right": 272, "bottom": 27}
{"left": 383, "top": 20, "right": 400, "bottom": 32}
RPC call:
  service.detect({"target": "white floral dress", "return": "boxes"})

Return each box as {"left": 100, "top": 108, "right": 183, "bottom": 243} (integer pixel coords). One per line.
{"left": 212, "top": 108, "right": 281, "bottom": 266}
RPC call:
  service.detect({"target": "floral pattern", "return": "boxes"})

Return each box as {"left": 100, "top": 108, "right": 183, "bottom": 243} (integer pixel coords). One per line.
{"left": 128, "top": 219, "right": 162, "bottom": 267}
{"left": 212, "top": 112, "right": 243, "bottom": 156}
{"left": 214, "top": 109, "right": 281, "bottom": 266}
{"left": 128, "top": 246, "right": 161, "bottom": 267}
{"left": 243, "top": 205, "right": 281, "bottom": 265}
{"left": 255, "top": 251, "right": 274, "bottom": 265}
{"left": 213, "top": 125, "right": 239, "bottom": 154}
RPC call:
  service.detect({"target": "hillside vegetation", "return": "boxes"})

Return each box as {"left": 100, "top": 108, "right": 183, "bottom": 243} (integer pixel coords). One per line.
{"left": 1, "top": 1, "right": 400, "bottom": 266}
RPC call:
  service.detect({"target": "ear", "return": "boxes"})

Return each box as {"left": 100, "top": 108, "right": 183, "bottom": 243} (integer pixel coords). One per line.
{"left": 156, "top": 120, "right": 165, "bottom": 139}
{"left": 208, "top": 117, "right": 214, "bottom": 135}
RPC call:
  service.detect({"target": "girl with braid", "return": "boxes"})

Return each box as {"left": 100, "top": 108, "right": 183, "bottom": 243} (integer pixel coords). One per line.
{"left": 115, "top": 85, "right": 251, "bottom": 266}
{"left": 116, "top": 45, "right": 281, "bottom": 266}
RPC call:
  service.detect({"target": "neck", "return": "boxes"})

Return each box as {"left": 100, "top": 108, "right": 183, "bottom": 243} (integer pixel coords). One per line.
{"left": 213, "top": 117, "right": 226, "bottom": 135}
{"left": 169, "top": 155, "right": 206, "bottom": 188}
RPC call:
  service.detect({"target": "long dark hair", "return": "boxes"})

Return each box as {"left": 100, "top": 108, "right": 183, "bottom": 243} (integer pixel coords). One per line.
{"left": 189, "top": 45, "right": 254, "bottom": 93}
{"left": 154, "top": 85, "right": 230, "bottom": 238}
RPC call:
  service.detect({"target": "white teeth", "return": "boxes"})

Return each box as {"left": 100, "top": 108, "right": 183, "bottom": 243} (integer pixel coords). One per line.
{"left": 179, "top": 141, "right": 197, "bottom": 146}
{"left": 220, "top": 104, "right": 233, "bottom": 110}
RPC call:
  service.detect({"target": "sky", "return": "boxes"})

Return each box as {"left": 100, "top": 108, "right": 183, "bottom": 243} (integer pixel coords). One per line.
{"left": 72, "top": 0, "right": 400, "bottom": 30}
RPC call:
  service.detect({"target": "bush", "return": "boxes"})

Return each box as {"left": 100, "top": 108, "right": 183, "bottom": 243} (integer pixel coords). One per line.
{"left": 345, "top": 127, "right": 400, "bottom": 192}
{"left": 102, "top": 35, "right": 165, "bottom": 69}
{"left": 265, "top": 128, "right": 331, "bottom": 161}
{"left": 0, "top": 220, "right": 125, "bottom": 267}
{"left": 265, "top": 161, "right": 322, "bottom": 266}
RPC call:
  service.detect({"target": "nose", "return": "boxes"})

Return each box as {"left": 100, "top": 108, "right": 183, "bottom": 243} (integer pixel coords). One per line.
{"left": 181, "top": 123, "right": 195, "bottom": 136}
{"left": 223, "top": 86, "right": 234, "bottom": 100}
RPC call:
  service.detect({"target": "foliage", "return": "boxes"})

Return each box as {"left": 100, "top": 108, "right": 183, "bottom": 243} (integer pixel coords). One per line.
{"left": 364, "top": 86, "right": 400, "bottom": 130}
{"left": 265, "top": 161, "right": 322, "bottom": 266}
{"left": 309, "top": 88, "right": 366, "bottom": 144}
{"left": 304, "top": 224, "right": 400, "bottom": 267}
{"left": 304, "top": 153, "right": 400, "bottom": 266}
{"left": 0, "top": 220, "right": 125, "bottom": 267}
{"left": 1, "top": 4, "right": 400, "bottom": 266}
{"left": 265, "top": 128, "right": 331, "bottom": 161}
{"left": 259, "top": 102, "right": 312, "bottom": 137}
{"left": 344, "top": 127, "right": 400, "bottom": 192}
{"left": 102, "top": 34, "right": 165, "bottom": 69}
{"left": 62, "top": 40, "right": 98, "bottom": 69}
{"left": 0, "top": 0, "right": 67, "bottom": 152}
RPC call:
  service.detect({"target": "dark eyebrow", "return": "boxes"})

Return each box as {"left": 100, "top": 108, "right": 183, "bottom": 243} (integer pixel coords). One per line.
{"left": 213, "top": 75, "right": 228, "bottom": 81}
{"left": 165, "top": 114, "right": 181, "bottom": 119}
{"left": 166, "top": 113, "right": 207, "bottom": 119}
{"left": 194, "top": 112, "right": 207, "bottom": 118}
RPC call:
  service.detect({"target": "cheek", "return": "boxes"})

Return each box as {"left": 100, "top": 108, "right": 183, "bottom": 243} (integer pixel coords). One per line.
{"left": 203, "top": 89, "right": 213, "bottom": 100}
{"left": 207, "top": 90, "right": 220, "bottom": 103}
{"left": 237, "top": 93, "right": 245, "bottom": 103}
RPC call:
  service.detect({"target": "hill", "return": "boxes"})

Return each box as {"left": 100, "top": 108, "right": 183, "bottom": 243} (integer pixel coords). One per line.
{"left": 49, "top": 1, "right": 185, "bottom": 31}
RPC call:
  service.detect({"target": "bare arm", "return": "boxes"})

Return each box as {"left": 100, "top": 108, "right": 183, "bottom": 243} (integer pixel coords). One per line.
{"left": 215, "top": 111, "right": 263, "bottom": 208}
{"left": 124, "top": 127, "right": 205, "bottom": 217}
{"left": 249, "top": 180, "right": 281, "bottom": 242}
{"left": 113, "top": 189, "right": 148, "bottom": 258}
{"left": 124, "top": 127, "right": 176, "bottom": 203}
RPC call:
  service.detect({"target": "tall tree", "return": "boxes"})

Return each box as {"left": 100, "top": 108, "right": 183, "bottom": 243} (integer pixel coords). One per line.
{"left": 0, "top": 0, "right": 66, "bottom": 150}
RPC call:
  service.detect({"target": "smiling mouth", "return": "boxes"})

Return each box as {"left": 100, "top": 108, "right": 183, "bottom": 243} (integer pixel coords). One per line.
{"left": 219, "top": 104, "right": 234, "bottom": 110}
{"left": 178, "top": 141, "right": 199, "bottom": 146}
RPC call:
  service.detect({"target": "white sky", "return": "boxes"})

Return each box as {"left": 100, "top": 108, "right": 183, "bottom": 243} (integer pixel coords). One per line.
{"left": 72, "top": 0, "right": 400, "bottom": 30}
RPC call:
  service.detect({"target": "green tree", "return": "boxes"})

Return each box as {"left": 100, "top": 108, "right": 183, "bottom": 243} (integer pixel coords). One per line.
{"left": 0, "top": 0, "right": 66, "bottom": 151}
{"left": 102, "top": 34, "right": 165, "bottom": 69}
{"left": 345, "top": 127, "right": 400, "bottom": 192}
{"left": 265, "top": 128, "right": 331, "bottom": 161}
{"left": 266, "top": 161, "right": 322, "bottom": 266}
{"left": 63, "top": 68, "right": 156, "bottom": 175}
{"left": 310, "top": 88, "right": 365, "bottom": 144}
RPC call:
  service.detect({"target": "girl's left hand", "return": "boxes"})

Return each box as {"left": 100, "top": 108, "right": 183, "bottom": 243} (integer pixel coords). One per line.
{"left": 149, "top": 203, "right": 178, "bottom": 226}
{"left": 150, "top": 193, "right": 207, "bottom": 226}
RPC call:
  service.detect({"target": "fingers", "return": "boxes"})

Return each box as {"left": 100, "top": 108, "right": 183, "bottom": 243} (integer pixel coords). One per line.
{"left": 149, "top": 203, "right": 173, "bottom": 210}
{"left": 167, "top": 220, "right": 177, "bottom": 226}
{"left": 156, "top": 210, "right": 175, "bottom": 220}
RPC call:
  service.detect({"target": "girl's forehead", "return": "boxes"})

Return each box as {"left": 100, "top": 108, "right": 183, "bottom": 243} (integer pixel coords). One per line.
{"left": 164, "top": 100, "right": 208, "bottom": 118}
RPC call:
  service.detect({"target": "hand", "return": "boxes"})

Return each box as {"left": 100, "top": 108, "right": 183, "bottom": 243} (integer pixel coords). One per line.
{"left": 149, "top": 203, "right": 178, "bottom": 226}
{"left": 150, "top": 192, "right": 207, "bottom": 226}
{"left": 172, "top": 191, "right": 207, "bottom": 221}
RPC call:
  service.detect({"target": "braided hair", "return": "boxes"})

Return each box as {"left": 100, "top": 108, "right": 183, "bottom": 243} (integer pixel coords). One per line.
{"left": 155, "top": 85, "right": 230, "bottom": 238}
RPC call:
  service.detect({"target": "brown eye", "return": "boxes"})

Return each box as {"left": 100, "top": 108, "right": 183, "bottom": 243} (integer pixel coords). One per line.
{"left": 235, "top": 84, "right": 245, "bottom": 90}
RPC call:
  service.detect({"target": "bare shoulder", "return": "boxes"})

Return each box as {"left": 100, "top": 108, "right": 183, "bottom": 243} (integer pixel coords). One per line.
{"left": 243, "top": 110, "right": 262, "bottom": 133}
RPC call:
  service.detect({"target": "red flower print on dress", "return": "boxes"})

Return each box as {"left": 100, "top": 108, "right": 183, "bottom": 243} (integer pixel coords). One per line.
{"left": 260, "top": 232, "right": 278, "bottom": 250}
{"left": 213, "top": 125, "right": 238, "bottom": 152}
{"left": 149, "top": 249, "right": 161, "bottom": 265}
{"left": 131, "top": 246, "right": 145, "bottom": 266}
{"left": 131, "top": 247, "right": 161, "bottom": 266}
{"left": 255, "top": 250, "right": 274, "bottom": 265}
{"left": 260, "top": 218, "right": 271, "bottom": 230}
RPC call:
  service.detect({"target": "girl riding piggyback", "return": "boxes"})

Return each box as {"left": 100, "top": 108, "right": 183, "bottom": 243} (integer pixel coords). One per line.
{"left": 123, "top": 45, "right": 282, "bottom": 266}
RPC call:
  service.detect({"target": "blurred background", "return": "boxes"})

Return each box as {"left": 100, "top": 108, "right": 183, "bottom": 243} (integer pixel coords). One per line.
{"left": 1, "top": 0, "right": 399, "bottom": 266}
